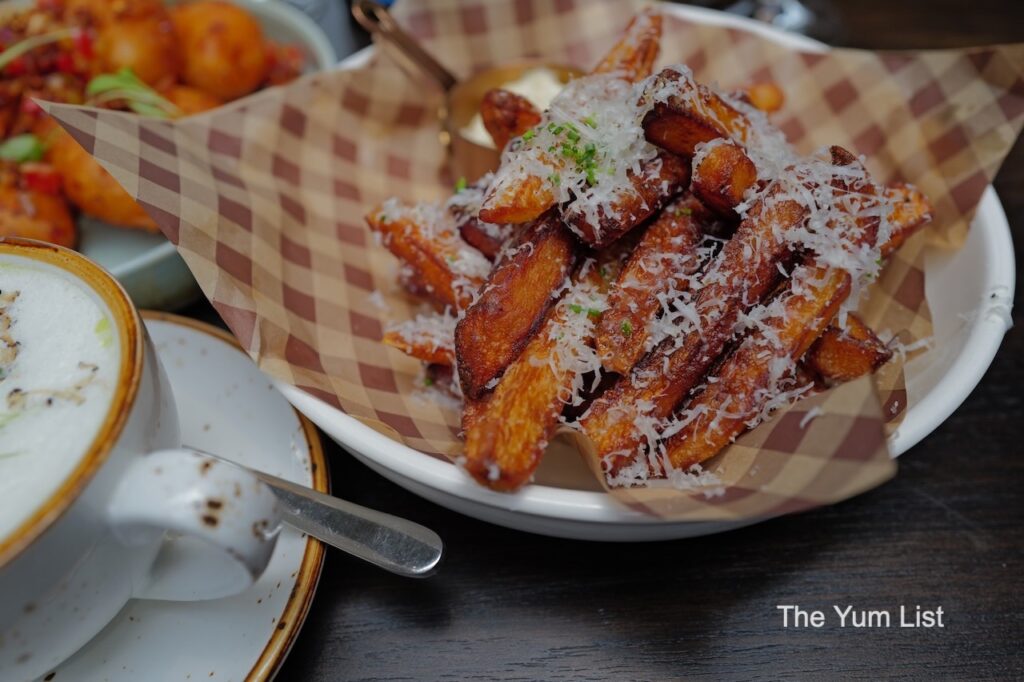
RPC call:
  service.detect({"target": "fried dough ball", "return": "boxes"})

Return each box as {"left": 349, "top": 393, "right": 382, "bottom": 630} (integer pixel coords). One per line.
{"left": 63, "top": 0, "right": 164, "bottom": 26}
{"left": 48, "top": 130, "right": 157, "bottom": 231}
{"left": 95, "top": 14, "right": 180, "bottom": 87}
{"left": 171, "top": 2, "right": 268, "bottom": 100}
{"left": 161, "top": 84, "right": 223, "bottom": 116}
{"left": 0, "top": 185, "right": 77, "bottom": 248}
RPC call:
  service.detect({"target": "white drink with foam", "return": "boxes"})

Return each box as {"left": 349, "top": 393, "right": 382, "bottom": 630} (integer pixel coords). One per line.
{"left": 0, "top": 254, "right": 121, "bottom": 541}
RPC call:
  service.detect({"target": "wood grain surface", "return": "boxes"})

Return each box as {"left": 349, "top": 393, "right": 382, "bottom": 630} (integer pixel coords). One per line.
{"left": 179, "top": 2, "right": 1024, "bottom": 679}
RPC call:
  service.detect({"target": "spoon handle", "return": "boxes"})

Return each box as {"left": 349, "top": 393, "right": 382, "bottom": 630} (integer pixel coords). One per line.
{"left": 257, "top": 470, "right": 444, "bottom": 578}
{"left": 186, "top": 447, "right": 443, "bottom": 578}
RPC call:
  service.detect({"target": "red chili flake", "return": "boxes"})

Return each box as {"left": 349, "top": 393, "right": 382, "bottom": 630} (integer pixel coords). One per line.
{"left": 73, "top": 29, "right": 93, "bottom": 60}
{"left": 55, "top": 52, "right": 75, "bottom": 74}
{"left": 5, "top": 57, "right": 28, "bottom": 77}
{"left": 21, "top": 164, "right": 62, "bottom": 195}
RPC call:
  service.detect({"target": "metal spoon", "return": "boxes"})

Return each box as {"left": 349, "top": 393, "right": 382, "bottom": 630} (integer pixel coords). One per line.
{"left": 187, "top": 447, "right": 444, "bottom": 578}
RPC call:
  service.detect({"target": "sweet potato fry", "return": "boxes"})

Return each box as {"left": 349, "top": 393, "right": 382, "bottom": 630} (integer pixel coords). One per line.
{"left": 580, "top": 185, "right": 807, "bottom": 473}
{"left": 480, "top": 88, "right": 542, "bottom": 150}
{"left": 463, "top": 255, "right": 622, "bottom": 491}
{"left": 478, "top": 173, "right": 555, "bottom": 225}
{"left": 382, "top": 314, "right": 456, "bottom": 367}
{"left": 661, "top": 260, "right": 852, "bottom": 470}
{"left": 881, "top": 183, "right": 932, "bottom": 256}
{"left": 366, "top": 203, "right": 490, "bottom": 311}
{"left": 591, "top": 9, "right": 662, "bottom": 82}
{"left": 478, "top": 10, "right": 663, "bottom": 226}
{"left": 642, "top": 67, "right": 756, "bottom": 156}
{"left": 455, "top": 215, "right": 578, "bottom": 398}
{"left": 691, "top": 139, "right": 758, "bottom": 217}
{"left": 456, "top": 218, "right": 509, "bottom": 260}
{"left": 595, "top": 193, "right": 708, "bottom": 374}
{"left": 447, "top": 177, "right": 515, "bottom": 260}
{"left": 581, "top": 146, "right": 867, "bottom": 474}
{"left": 804, "top": 313, "right": 892, "bottom": 384}
{"left": 565, "top": 152, "right": 691, "bottom": 247}
{"left": 743, "top": 82, "right": 785, "bottom": 113}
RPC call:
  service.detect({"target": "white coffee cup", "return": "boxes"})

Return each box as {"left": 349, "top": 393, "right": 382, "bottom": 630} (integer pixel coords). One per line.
{"left": 0, "top": 238, "right": 283, "bottom": 680}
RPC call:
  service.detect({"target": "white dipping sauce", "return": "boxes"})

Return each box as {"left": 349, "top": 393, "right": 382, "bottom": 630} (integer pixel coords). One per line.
{"left": 461, "top": 68, "right": 567, "bottom": 148}
{"left": 0, "top": 255, "right": 121, "bottom": 542}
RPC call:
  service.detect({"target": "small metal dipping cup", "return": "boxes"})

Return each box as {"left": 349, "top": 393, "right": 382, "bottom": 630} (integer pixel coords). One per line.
{"left": 352, "top": 0, "right": 582, "bottom": 182}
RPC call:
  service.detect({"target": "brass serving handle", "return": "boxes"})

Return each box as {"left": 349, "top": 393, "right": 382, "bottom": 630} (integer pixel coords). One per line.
{"left": 352, "top": 0, "right": 458, "bottom": 92}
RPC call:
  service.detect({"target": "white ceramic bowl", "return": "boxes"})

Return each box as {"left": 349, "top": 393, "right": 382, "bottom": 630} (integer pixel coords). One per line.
{"left": 279, "top": 4, "right": 1015, "bottom": 541}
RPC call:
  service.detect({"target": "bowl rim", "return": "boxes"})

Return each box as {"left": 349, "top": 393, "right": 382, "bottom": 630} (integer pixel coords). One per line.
{"left": 278, "top": 3, "right": 1016, "bottom": 527}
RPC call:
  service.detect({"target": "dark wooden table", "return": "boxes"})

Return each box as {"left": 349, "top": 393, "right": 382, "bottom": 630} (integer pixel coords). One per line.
{"left": 179, "top": 2, "right": 1024, "bottom": 679}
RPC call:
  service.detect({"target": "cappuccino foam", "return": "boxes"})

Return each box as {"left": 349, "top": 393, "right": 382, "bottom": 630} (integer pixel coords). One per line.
{"left": 0, "top": 255, "right": 121, "bottom": 542}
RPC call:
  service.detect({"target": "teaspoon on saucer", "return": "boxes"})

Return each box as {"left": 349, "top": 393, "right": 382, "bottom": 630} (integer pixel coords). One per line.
{"left": 186, "top": 447, "right": 444, "bottom": 578}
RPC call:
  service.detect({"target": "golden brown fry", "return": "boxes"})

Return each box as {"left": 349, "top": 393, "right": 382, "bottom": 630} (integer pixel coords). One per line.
{"left": 642, "top": 68, "right": 756, "bottom": 157}
{"left": 480, "top": 88, "right": 542, "bottom": 150}
{"left": 691, "top": 139, "right": 758, "bottom": 217}
{"left": 881, "top": 183, "right": 932, "bottom": 256}
{"left": 565, "top": 152, "right": 690, "bottom": 247}
{"left": 382, "top": 329, "right": 454, "bottom": 367}
{"left": 591, "top": 9, "right": 662, "bottom": 82}
{"left": 744, "top": 82, "right": 785, "bottom": 113}
{"left": 580, "top": 184, "right": 807, "bottom": 474}
{"left": 365, "top": 204, "right": 485, "bottom": 311}
{"left": 595, "top": 194, "right": 707, "bottom": 375}
{"left": 804, "top": 314, "right": 892, "bottom": 384}
{"left": 457, "top": 218, "right": 505, "bottom": 260}
{"left": 462, "top": 303, "right": 573, "bottom": 490}
{"left": 447, "top": 176, "right": 515, "bottom": 260}
{"left": 455, "top": 215, "right": 577, "bottom": 398}
{"left": 479, "top": 10, "right": 663, "bottom": 226}
{"left": 662, "top": 261, "right": 852, "bottom": 469}
{"left": 478, "top": 174, "right": 554, "bottom": 225}
{"left": 464, "top": 256, "right": 621, "bottom": 491}
{"left": 581, "top": 146, "right": 870, "bottom": 474}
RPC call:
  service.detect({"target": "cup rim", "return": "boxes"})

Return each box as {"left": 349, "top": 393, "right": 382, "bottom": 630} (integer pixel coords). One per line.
{"left": 0, "top": 237, "right": 144, "bottom": 568}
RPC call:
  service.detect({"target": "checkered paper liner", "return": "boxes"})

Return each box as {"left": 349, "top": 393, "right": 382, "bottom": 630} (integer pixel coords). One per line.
{"left": 44, "top": 0, "right": 1024, "bottom": 521}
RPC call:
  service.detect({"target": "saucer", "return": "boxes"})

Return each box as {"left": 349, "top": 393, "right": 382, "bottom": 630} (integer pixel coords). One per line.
{"left": 42, "top": 313, "right": 327, "bottom": 682}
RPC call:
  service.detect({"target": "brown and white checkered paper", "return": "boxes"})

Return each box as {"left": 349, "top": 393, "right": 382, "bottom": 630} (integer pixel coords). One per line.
{"left": 44, "top": 0, "right": 1024, "bottom": 521}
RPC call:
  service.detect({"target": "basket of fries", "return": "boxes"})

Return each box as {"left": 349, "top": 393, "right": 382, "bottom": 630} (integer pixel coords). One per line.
{"left": 43, "top": 0, "right": 1024, "bottom": 537}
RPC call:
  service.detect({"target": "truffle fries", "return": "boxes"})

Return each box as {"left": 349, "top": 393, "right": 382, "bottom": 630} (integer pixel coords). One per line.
{"left": 463, "top": 254, "right": 621, "bottom": 490}
{"left": 690, "top": 138, "right": 759, "bottom": 217}
{"left": 580, "top": 174, "right": 813, "bottom": 475}
{"left": 366, "top": 202, "right": 489, "bottom": 311}
{"left": 454, "top": 215, "right": 577, "bottom": 398}
{"left": 595, "top": 193, "right": 710, "bottom": 374}
{"left": 448, "top": 176, "right": 515, "bottom": 260}
{"left": 480, "top": 88, "right": 543, "bottom": 151}
{"left": 367, "top": 10, "right": 933, "bottom": 494}
{"left": 661, "top": 260, "right": 855, "bottom": 470}
{"left": 642, "top": 67, "right": 759, "bottom": 156}
{"left": 804, "top": 313, "right": 892, "bottom": 384}
{"left": 478, "top": 10, "right": 668, "bottom": 230}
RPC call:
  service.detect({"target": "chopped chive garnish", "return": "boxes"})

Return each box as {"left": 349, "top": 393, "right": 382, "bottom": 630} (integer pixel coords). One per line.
{"left": 582, "top": 115, "right": 597, "bottom": 128}
{"left": 522, "top": 129, "right": 536, "bottom": 141}
{"left": 586, "top": 308, "right": 602, "bottom": 319}
{"left": 454, "top": 176, "right": 467, "bottom": 192}
{"left": 620, "top": 321, "right": 633, "bottom": 336}
{"left": 0, "top": 134, "right": 44, "bottom": 163}
{"left": 548, "top": 172, "right": 560, "bottom": 186}
{"left": 568, "top": 304, "right": 583, "bottom": 314}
